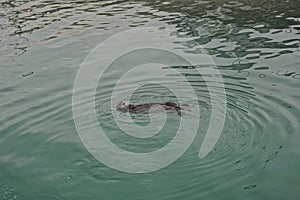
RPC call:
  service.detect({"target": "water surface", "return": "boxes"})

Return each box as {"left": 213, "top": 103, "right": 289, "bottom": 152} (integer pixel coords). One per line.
{"left": 0, "top": 0, "right": 300, "bottom": 199}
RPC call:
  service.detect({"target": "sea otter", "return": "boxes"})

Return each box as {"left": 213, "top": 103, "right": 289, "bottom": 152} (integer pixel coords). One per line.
{"left": 116, "top": 101, "right": 190, "bottom": 116}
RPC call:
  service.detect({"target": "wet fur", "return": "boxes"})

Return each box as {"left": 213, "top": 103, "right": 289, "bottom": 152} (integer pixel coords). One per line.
{"left": 116, "top": 101, "right": 190, "bottom": 116}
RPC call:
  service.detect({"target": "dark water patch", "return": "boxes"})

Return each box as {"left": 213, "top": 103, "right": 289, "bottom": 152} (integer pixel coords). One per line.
{"left": 243, "top": 184, "right": 257, "bottom": 190}
{"left": 22, "top": 71, "right": 34, "bottom": 77}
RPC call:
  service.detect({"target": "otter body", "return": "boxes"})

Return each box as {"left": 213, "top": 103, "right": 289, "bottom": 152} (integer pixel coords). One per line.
{"left": 116, "top": 101, "right": 190, "bottom": 116}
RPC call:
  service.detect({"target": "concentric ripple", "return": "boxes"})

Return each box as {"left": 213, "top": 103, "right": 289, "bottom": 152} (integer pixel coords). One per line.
{"left": 0, "top": 0, "right": 300, "bottom": 199}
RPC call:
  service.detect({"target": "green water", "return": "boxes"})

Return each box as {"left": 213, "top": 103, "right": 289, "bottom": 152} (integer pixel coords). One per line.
{"left": 1, "top": 0, "right": 300, "bottom": 199}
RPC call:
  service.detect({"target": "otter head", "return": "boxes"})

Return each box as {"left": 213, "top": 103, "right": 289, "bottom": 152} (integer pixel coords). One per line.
{"left": 116, "top": 101, "right": 129, "bottom": 112}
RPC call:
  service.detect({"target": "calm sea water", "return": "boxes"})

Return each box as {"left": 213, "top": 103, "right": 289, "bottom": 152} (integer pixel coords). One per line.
{"left": 1, "top": 0, "right": 300, "bottom": 199}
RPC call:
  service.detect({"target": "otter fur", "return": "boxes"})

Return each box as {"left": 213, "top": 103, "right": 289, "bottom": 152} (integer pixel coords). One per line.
{"left": 116, "top": 101, "right": 190, "bottom": 116}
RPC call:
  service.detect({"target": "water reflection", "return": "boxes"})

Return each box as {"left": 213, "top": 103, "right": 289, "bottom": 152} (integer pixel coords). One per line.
{"left": 1, "top": 0, "right": 299, "bottom": 58}
{"left": 0, "top": 0, "right": 299, "bottom": 199}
